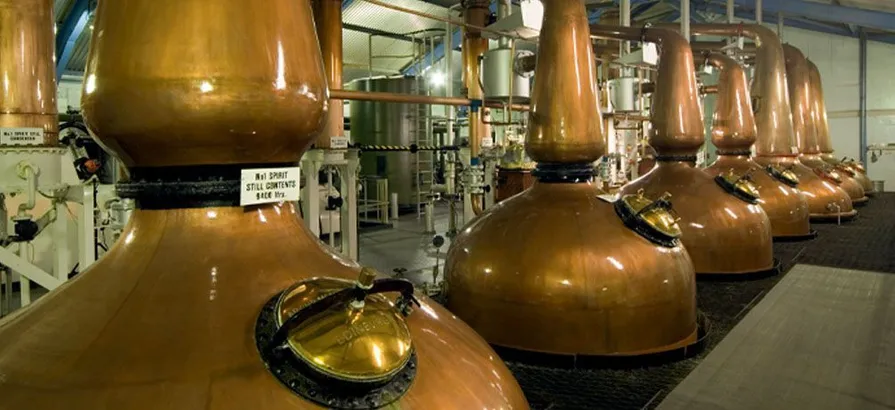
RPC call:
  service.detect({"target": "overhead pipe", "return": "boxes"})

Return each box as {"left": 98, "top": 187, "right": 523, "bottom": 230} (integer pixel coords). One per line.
{"left": 446, "top": 0, "right": 698, "bottom": 357}
{"left": 676, "top": 24, "right": 854, "bottom": 221}
{"left": 700, "top": 52, "right": 811, "bottom": 239}
{"left": 329, "top": 89, "right": 529, "bottom": 111}
{"left": 313, "top": 0, "right": 344, "bottom": 149}
{"left": 606, "top": 24, "right": 774, "bottom": 276}
{"left": 783, "top": 45, "right": 866, "bottom": 205}
{"left": 807, "top": 59, "right": 874, "bottom": 197}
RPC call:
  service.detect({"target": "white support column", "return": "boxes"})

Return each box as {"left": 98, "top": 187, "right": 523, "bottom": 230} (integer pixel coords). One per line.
{"left": 78, "top": 183, "right": 96, "bottom": 269}
{"left": 727, "top": 0, "right": 734, "bottom": 23}
{"left": 681, "top": 0, "right": 690, "bottom": 41}
{"left": 341, "top": 149, "right": 360, "bottom": 261}
{"left": 301, "top": 150, "right": 323, "bottom": 236}
{"left": 53, "top": 200, "right": 69, "bottom": 281}
{"left": 756, "top": 0, "right": 763, "bottom": 24}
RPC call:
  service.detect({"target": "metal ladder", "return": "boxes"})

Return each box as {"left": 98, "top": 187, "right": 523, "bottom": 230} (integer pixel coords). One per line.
{"left": 410, "top": 35, "right": 437, "bottom": 216}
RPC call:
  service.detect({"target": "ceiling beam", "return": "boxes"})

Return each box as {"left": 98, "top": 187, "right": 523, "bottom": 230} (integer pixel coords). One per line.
{"left": 55, "top": 0, "right": 90, "bottom": 81}
{"left": 726, "top": 0, "right": 895, "bottom": 32}
{"left": 344, "top": 23, "right": 427, "bottom": 44}
{"left": 700, "top": 3, "right": 895, "bottom": 45}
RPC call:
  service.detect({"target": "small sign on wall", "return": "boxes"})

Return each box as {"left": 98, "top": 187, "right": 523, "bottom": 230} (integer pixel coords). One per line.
{"left": 0, "top": 127, "right": 44, "bottom": 145}
{"left": 240, "top": 167, "right": 301, "bottom": 206}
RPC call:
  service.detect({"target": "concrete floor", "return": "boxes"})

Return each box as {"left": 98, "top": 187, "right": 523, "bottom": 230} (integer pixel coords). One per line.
{"left": 358, "top": 203, "right": 454, "bottom": 287}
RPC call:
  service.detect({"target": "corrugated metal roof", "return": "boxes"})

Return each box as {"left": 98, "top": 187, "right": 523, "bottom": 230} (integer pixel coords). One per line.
{"left": 54, "top": 0, "right": 73, "bottom": 22}
{"left": 65, "top": 21, "right": 92, "bottom": 74}
{"left": 342, "top": 0, "right": 455, "bottom": 81}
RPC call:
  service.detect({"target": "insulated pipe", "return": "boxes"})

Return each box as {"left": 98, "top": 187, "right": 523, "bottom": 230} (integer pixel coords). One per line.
{"left": 463, "top": 0, "right": 491, "bottom": 160}
{"left": 329, "top": 89, "right": 529, "bottom": 111}
{"left": 314, "top": 0, "right": 344, "bottom": 149}
{"left": 590, "top": 25, "right": 704, "bottom": 156}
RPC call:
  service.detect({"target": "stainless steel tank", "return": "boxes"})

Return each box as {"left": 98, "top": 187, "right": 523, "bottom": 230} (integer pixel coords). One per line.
{"left": 483, "top": 48, "right": 532, "bottom": 102}
{"left": 349, "top": 77, "right": 433, "bottom": 209}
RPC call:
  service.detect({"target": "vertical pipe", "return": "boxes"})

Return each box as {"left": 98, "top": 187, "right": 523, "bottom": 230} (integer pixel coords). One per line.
{"left": 726, "top": 0, "right": 734, "bottom": 23}
{"left": 314, "top": 0, "right": 344, "bottom": 149}
{"left": 859, "top": 29, "right": 868, "bottom": 164}
{"left": 681, "top": 0, "right": 690, "bottom": 41}
{"left": 498, "top": 0, "right": 511, "bottom": 48}
{"left": 756, "top": 0, "right": 763, "bottom": 24}
{"left": 621, "top": 0, "right": 631, "bottom": 55}
{"left": 777, "top": 12, "right": 784, "bottom": 38}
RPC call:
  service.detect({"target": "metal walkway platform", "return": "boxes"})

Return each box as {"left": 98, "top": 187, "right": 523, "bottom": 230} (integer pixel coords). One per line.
{"left": 659, "top": 264, "right": 895, "bottom": 410}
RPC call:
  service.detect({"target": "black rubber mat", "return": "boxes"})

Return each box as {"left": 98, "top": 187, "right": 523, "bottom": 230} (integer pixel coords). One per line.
{"left": 504, "top": 193, "right": 895, "bottom": 410}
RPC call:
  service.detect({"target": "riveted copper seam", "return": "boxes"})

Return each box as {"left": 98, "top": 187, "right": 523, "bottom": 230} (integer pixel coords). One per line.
{"left": 313, "top": 0, "right": 343, "bottom": 149}
{"left": 0, "top": 0, "right": 58, "bottom": 146}
{"left": 527, "top": 3, "right": 605, "bottom": 163}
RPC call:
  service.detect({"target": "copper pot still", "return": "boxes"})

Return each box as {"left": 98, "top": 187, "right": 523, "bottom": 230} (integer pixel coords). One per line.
{"left": 699, "top": 52, "right": 810, "bottom": 239}
{"left": 806, "top": 59, "right": 875, "bottom": 196}
{"left": 0, "top": 0, "right": 57, "bottom": 145}
{"left": 609, "top": 25, "right": 773, "bottom": 275}
{"left": 686, "top": 24, "right": 854, "bottom": 221}
{"left": 0, "top": 1, "right": 529, "bottom": 409}
{"left": 782, "top": 44, "right": 865, "bottom": 212}
{"left": 445, "top": 0, "right": 698, "bottom": 357}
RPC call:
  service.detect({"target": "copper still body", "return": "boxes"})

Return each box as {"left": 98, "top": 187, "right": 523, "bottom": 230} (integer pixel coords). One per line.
{"left": 700, "top": 52, "right": 811, "bottom": 239}
{"left": 782, "top": 44, "right": 867, "bottom": 206}
{"left": 0, "top": 0, "right": 57, "bottom": 145}
{"left": 686, "top": 24, "right": 854, "bottom": 221}
{"left": 609, "top": 26, "right": 774, "bottom": 275}
{"left": 807, "top": 60, "right": 875, "bottom": 195}
{"left": 0, "top": 1, "right": 529, "bottom": 408}
{"left": 445, "top": 0, "right": 698, "bottom": 356}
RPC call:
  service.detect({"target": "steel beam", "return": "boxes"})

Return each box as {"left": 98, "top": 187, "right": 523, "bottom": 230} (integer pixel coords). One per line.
{"left": 730, "top": 0, "right": 895, "bottom": 33}
{"left": 55, "top": 0, "right": 90, "bottom": 80}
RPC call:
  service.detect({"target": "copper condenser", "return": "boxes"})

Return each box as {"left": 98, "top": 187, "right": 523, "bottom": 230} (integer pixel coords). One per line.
{"left": 445, "top": 0, "right": 698, "bottom": 356}
{"left": 608, "top": 25, "right": 775, "bottom": 276}
{"left": 782, "top": 44, "right": 867, "bottom": 206}
{"left": 699, "top": 52, "right": 812, "bottom": 239}
{"left": 0, "top": 1, "right": 529, "bottom": 408}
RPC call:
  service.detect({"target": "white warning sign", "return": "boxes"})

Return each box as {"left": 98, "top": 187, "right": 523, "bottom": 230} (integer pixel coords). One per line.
{"left": 240, "top": 167, "right": 301, "bottom": 206}
{"left": 0, "top": 127, "right": 44, "bottom": 145}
